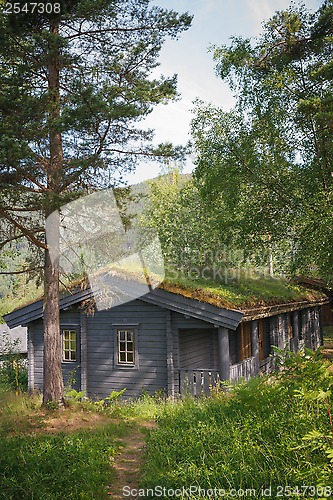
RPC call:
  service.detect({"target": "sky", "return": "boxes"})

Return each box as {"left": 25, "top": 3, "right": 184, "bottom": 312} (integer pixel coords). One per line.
{"left": 124, "top": 0, "right": 321, "bottom": 185}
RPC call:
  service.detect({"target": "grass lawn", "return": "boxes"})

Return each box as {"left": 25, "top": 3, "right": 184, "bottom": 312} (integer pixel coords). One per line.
{"left": 0, "top": 387, "right": 132, "bottom": 500}
{"left": 1, "top": 348, "right": 333, "bottom": 499}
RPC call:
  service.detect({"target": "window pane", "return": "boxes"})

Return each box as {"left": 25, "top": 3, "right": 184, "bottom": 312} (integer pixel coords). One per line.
{"left": 62, "top": 329, "right": 76, "bottom": 362}
{"left": 117, "top": 329, "right": 135, "bottom": 364}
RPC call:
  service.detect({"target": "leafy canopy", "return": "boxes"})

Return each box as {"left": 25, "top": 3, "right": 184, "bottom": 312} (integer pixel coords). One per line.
{"left": 192, "top": 1, "right": 333, "bottom": 283}
{"left": 0, "top": 0, "right": 192, "bottom": 262}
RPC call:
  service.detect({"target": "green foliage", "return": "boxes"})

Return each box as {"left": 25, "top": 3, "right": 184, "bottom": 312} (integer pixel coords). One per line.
{"left": 0, "top": 241, "right": 42, "bottom": 322}
{"left": 0, "top": 386, "right": 139, "bottom": 499}
{"left": 138, "top": 167, "right": 242, "bottom": 272}
{"left": 0, "top": 1, "right": 192, "bottom": 403}
{"left": 163, "top": 268, "right": 324, "bottom": 308}
{"left": 105, "top": 388, "right": 127, "bottom": 404}
{"left": 0, "top": 385, "right": 41, "bottom": 435}
{"left": 192, "top": 1, "right": 333, "bottom": 283}
{"left": 141, "top": 352, "right": 333, "bottom": 496}
{"left": 0, "top": 332, "right": 27, "bottom": 391}
{"left": 0, "top": 424, "right": 125, "bottom": 499}
{"left": 0, "top": 0, "right": 192, "bottom": 205}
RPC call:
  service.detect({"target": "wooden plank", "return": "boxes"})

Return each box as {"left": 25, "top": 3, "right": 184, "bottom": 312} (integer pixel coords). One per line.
{"left": 194, "top": 370, "right": 202, "bottom": 396}
{"left": 203, "top": 371, "right": 210, "bottom": 395}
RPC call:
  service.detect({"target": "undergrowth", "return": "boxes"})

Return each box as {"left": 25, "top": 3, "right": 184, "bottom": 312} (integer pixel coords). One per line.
{"left": 1, "top": 351, "right": 333, "bottom": 499}
{"left": 141, "top": 350, "right": 333, "bottom": 498}
{"left": 0, "top": 384, "right": 129, "bottom": 499}
{"left": 0, "top": 423, "right": 127, "bottom": 499}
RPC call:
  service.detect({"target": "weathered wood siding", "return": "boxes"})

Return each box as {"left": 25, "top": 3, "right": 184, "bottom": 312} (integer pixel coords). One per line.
{"left": 309, "top": 307, "right": 322, "bottom": 350}
{"left": 30, "top": 320, "right": 43, "bottom": 391}
{"left": 27, "top": 298, "right": 325, "bottom": 399}
{"left": 296, "top": 307, "right": 322, "bottom": 351}
{"left": 86, "top": 299, "right": 168, "bottom": 399}
{"left": 29, "top": 309, "right": 81, "bottom": 392}
{"left": 171, "top": 312, "right": 216, "bottom": 395}
{"left": 179, "top": 369, "right": 220, "bottom": 396}
{"left": 230, "top": 356, "right": 257, "bottom": 382}
{"left": 178, "top": 328, "right": 218, "bottom": 370}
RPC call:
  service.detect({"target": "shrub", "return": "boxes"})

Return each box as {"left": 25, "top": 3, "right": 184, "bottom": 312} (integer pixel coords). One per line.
{"left": 0, "top": 332, "right": 27, "bottom": 391}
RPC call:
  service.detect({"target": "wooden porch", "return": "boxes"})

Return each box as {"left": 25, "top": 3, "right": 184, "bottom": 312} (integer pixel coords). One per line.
{"left": 179, "top": 356, "right": 258, "bottom": 396}
{"left": 179, "top": 369, "right": 220, "bottom": 396}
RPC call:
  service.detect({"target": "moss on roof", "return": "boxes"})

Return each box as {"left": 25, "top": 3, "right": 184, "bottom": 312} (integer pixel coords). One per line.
{"left": 160, "top": 271, "right": 327, "bottom": 310}
{"left": 3, "top": 266, "right": 328, "bottom": 318}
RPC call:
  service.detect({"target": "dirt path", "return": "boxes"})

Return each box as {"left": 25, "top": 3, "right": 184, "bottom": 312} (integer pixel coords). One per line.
{"left": 107, "top": 420, "right": 156, "bottom": 499}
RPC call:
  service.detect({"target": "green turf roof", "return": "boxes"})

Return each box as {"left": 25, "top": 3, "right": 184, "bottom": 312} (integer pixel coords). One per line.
{"left": 160, "top": 271, "right": 327, "bottom": 310}
{"left": 2, "top": 266, "right": 328, "bottom": 321}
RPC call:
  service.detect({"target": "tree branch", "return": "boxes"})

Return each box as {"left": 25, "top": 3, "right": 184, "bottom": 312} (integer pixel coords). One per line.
{"left": 0, "top": 208, "right": 47, "bottom": 250}
{"left": 64, "top": 24, "right": 169, "bottom": 41}
{"left": 0, "top": 267, "right": 42, "bottom": 275}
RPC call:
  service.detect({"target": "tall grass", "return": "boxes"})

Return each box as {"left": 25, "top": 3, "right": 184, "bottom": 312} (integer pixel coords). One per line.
{"left": 0, "top": 386, "right": 132, "bottom": 499}
{"left": 0, "top": 424, "right": 127, "bottom": 499}
{"left": 141, "top": 351, "right": 333, "bottom": 497}
{"left": 1, "top": 352, "right": 333, "bottom": 499}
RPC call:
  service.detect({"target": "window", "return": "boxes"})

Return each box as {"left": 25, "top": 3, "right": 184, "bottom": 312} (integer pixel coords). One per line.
{"left": 117, "top": 329, "right": 135, "bottom": 365}
{"left": 62, "top": 329, "right": 77, "bottom": 362}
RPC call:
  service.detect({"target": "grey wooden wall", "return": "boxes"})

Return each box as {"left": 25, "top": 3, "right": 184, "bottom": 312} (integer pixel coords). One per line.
{"left": 170, "top": 312, "right": 217, "bottom": 395}
{"left": 27, "top": 301, "right": 324, "bottom": 399}
{"left": 29, "top": 309, "right": 81, "bottom": 392}
{"left": 85, "top": 299, "right": 168, "bottom": 399}
{"left": 178, "top": 327, "right": 218, "bottom": 370}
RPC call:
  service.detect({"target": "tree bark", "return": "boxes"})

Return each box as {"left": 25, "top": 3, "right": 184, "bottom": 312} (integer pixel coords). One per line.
{"left": 42, "top": 19, "right": 64, "bottom": 405}
{"left": 43, "top": 211, "right": 63, "bottom": 405}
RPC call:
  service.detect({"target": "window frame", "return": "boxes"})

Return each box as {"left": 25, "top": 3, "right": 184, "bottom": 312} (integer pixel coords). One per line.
{"left": 61, "top": 327, "right": 78, "bottom": 363}
{"left": 113, "top": 324, "right": 139, "bottom": 369}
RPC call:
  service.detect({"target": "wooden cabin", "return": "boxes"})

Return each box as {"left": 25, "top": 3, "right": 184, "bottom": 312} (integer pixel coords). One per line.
{"left": 4, "top": 277, "right": 328, "bottom": 399}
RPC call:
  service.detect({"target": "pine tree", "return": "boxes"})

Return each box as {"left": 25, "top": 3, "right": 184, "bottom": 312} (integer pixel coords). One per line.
{"left": 0, "top": 0, "right": 192, "bottom": 404}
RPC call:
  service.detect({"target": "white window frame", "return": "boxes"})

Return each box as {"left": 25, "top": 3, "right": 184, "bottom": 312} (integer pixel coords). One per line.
{"left": 113, "top": 325, "right": 139, "bottom": 369}
{"left": 62, "top": 328, "right": 77, "bottom": 362}
{"left": 117, "top": 329, "right": 135, "bottom": 365}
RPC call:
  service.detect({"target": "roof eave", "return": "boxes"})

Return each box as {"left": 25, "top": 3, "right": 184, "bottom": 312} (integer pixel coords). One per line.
{"left": 242, "top": 297, "right": 329, "bottom": 321}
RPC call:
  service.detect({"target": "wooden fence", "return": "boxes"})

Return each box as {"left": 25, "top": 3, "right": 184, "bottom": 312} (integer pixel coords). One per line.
{"left": 179, "top": 357, "right": 263, "bottom": 396}
{"left": 179, "top": 369, "right": 220, "bottom": 396}
{"left": 230, "top": 356, "right": 257, "bottom": 382}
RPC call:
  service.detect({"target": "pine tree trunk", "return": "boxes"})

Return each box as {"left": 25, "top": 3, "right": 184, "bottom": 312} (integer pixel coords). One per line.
{"left": 42, "top": 19, "right": 64, "bottom": 405}
{"left": 43, "top": 212, "right": 63, "bottom": 405}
